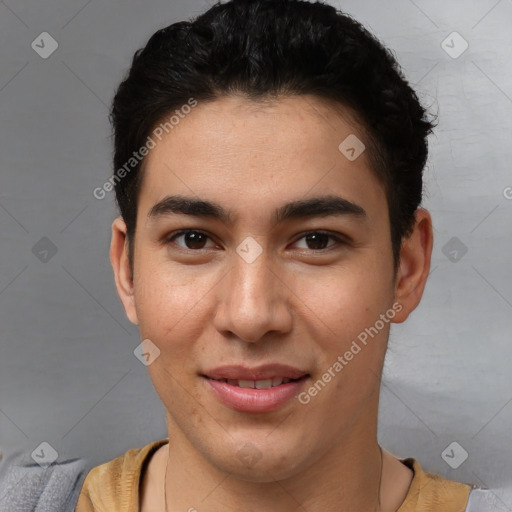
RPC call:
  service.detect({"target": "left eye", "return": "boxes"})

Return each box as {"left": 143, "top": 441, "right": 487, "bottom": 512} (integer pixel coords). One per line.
{"left": 166, "top": 230, "right": 343, "bottom": 251}
{"left": 293, "top": 231, "right": 342, "bottom": 250}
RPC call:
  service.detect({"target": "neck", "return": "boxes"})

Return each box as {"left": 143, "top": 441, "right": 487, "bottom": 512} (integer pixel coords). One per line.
{"left": 163, "top": 407, "right": 386, "bottom": 512}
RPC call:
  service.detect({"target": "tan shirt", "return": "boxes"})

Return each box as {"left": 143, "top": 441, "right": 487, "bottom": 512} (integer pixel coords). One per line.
{"left": 75, "top": 439, "right": 473, "bottom": 512}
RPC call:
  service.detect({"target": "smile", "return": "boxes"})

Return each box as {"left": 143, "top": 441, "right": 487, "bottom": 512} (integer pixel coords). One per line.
{"left": 208, "top": 377, "right": 300, "bottom": 388}
{"left": 203, "top": 374, "right": 309, "bottom": 413}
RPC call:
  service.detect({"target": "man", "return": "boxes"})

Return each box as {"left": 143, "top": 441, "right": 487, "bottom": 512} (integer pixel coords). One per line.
{"left": 76, "top": 0, "right": 483, "bottom": 510}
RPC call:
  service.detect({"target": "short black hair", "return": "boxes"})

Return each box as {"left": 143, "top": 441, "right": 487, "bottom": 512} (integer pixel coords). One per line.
{"left": 110, "top": 0, "right": 436, "bottom": 273}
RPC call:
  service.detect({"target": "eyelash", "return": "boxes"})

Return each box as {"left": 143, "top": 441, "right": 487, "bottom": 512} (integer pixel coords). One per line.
{"left": 164, "top": 229, "right": 346, "bottom": 252}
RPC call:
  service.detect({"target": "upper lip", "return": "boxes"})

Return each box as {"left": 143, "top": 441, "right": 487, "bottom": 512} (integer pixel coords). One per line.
{"left": 203, "top": 364, "right": 309, "bottom": 381}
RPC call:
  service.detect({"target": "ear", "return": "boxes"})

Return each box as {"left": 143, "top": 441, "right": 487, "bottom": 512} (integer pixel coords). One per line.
{"left": 392, "top": 208, "right": 433, "bottom": 323}
{"left": 110, "top": 217, "right": 139, "bottom": 325}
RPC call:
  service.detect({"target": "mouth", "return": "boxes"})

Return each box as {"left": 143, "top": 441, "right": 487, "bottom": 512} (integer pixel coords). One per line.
{"left": 204, "top": 376, "right": 306, "bottom": 388}
{"left": 200, "top": 365, "right": 310, "bottom": 412}
{"left": 202, "top": 363, "right": 309, "bottom": 382}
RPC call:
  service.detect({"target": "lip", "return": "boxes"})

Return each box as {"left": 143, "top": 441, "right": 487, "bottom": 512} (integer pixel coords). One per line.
{"left": 202, "top": 363, "right": 308, "bottom": 381}
{"left": 203, "top": 375, "right": 309, "bottom": 412}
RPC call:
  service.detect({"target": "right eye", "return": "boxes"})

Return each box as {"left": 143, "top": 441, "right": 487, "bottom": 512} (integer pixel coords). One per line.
{"left": 164, "top": 230, "right": 219, "bottom": 251}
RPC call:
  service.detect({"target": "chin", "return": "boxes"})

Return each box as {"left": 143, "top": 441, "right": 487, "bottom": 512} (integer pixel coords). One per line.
{"left": 206, "top": 438, "right": 308, "bottom": 482}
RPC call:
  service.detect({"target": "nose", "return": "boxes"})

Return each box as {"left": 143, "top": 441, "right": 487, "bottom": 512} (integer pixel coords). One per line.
{"left": 212, "top": 242, "right": 292, "bottom": 343}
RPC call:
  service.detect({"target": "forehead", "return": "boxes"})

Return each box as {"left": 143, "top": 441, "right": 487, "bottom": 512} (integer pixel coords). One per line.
{"left": 148, "top": 94, "right": 366, "bottom": 157}
{"left": 137, "top": 94, "right": 386, "bottom": 224}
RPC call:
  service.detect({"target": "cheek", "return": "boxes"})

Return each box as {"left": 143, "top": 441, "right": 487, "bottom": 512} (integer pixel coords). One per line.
{"left": 133, "top": 266, "right": 209, "bottom": 409}
{"left": 133, "top": 267, "right": 194, "bottom": 345}
{"left": 291, "top": 260, "right": 393, "bottom": 406}
{"left": 293, "top": 262, "right": 392, "bottom": 341}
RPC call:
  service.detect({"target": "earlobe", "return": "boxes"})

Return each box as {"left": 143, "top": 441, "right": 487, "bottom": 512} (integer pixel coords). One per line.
{"left": 392, "top": 208, "right": 433, "bottom": 324}
{"left": 110, "top": 217, "right": 139, "bottom": 325}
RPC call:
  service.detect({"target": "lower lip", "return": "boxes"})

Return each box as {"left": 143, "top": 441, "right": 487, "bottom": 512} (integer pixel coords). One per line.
{"left": 203, "top": 376, "right": 308, "bottom": 413}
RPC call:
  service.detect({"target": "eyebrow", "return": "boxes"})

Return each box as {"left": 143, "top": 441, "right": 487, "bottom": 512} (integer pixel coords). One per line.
{"left": 147, "top": 194, "right": 366, "bottom": 225}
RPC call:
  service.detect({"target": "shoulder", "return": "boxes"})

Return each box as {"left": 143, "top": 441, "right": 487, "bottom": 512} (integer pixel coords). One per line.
{"left": 398, "top": 457, "right": 473, "bottom": 512}
{"left": 75, "top": 439, "right": 168, "bottom": 512}
{"left": 0, "top": 448, "right": 88, "bottom": 512}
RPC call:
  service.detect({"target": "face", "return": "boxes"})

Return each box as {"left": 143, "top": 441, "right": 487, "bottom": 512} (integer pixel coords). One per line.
{"left": 111, "top": 94, "right": 432, "bottom": 481}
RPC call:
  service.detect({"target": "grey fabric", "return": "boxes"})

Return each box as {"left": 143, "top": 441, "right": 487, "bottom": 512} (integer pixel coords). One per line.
{"left": 465, "top": 487, "right": 511, "bottom": 512}
{"left": 0, "top": 450, "right": 88, "bottom": 512}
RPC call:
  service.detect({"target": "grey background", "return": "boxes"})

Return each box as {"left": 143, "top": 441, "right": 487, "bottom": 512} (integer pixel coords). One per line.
{"left": 1, "top": 0, "right": 511, "bottom": 507}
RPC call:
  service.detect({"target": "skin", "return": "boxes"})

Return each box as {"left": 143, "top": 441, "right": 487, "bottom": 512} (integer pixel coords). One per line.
{"left": 110, "top": 94, "right": 433, "bottom": 512}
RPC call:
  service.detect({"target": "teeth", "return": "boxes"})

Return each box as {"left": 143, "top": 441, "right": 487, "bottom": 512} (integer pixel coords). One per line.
{"left": 255, "top": 379, "right": 273, "bottom": 389}
{"left": 217, "top": 377, "right": 296, "bottom": 388}
{"left": 238, "top": 380, "right": 255, "bottom": 389}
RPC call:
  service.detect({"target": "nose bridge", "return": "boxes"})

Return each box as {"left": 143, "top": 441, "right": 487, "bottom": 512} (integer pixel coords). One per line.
{"left": 231, "top": 241, "right": 275, "bottom": 313}
{"left": 214, "top": 239, "right": 291, "bottom": 342}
